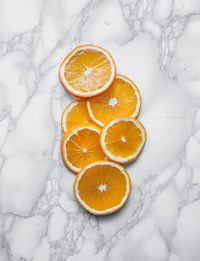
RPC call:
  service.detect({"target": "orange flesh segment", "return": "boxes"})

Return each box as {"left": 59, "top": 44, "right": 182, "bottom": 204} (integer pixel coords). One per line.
{"left": 104, "top": 121, "right": 143, "bottom": 158}
{"left": 64, "top": 102, "right": 91, "bottom": 132}
{"left": 77, "top": 164, "right": 127, "bottom": 211}
{"left": 66, "top": 128, "right": 105, "bottom": 170}
{"left": 64, "top": 49, "right": 112, "bottom": 93}
{"left": 89, "top": 77, "right": 139, "bottom": 125}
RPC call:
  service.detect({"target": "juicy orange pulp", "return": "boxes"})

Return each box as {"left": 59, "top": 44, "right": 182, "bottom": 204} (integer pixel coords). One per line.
{"left": 62, "top": 125, "right": 106, "bottom": 173}
{"left": 88, "top": 75, "right": 141, "bottom": 126}
{"left": 104, "top": 120, "right": 143, "bottom": 158}
{"left": 78, "top": 164, "right": 127, "bottom": 211}
{"left": 61, "top": 101, "right": 91, "bottom": 133}
{"left": 64, "top": 49, "right": 112, "bottom": 93}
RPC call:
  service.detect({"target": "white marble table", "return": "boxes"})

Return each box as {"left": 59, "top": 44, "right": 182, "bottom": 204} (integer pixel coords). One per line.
{"left": 0, "top": 0, "right": 200, "bottom": 260}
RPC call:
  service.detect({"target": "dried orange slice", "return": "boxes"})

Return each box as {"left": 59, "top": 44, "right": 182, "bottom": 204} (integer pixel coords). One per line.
{"left": 61, "top": 124, "right": 106, "bottom": 173}
{"left": 61, "top": 101, "right": 91, "bottom": 133}
{"left": 87, "top": 74, "right": 141, "bottom": 127}
{"left": 74, "top": 161, "right": 131, "bottom": 215}
{"left": 101, "top": 118, "right": 146, "bottom": 164}
{"left": 59, "top": 45, "right": 116, "bottom": 98}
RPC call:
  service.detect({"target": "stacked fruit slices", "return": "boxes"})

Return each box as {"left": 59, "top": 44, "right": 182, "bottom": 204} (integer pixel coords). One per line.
{"left": 59, "top": 45, "right": 147, "bottom": 215}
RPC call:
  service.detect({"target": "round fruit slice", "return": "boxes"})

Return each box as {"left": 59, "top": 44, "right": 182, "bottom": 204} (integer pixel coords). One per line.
{"left": 87, "top": 74, "right": 141, "bottom": 127}
{"left": 61, "top": 124, "right": 106, "bottom": 173}
{"left": 101, "top": 118, "right": 146, "bottom": 164}
{"left": 61, "top": 101, "right": 91, "bottom": 133}
{"left": 59, "top": 45, "right": 116, "bottom": 98}
{"left": 74, "top": 161, "right": 131, "bottom": 215}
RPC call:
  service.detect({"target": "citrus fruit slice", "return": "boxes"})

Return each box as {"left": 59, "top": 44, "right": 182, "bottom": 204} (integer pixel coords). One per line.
{"left": 101, "top": 118, "right": 146, "bottom": 164}
{"left": 61, "top": 124, "right": 106, "bottom": 173}
{"left": 59, "top": 45, "right": 116, "bottom": 98}
{"left": 87, "top": 74, "right": 141, "bottom": 127}
{"left": 61, "top": 101, "right": 91, "bottom": 133}
{"left": 74, "top": 161, "right": 131, "bottom": 215}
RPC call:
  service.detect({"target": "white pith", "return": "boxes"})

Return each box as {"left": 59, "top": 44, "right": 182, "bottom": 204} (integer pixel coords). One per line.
{"left": 101, "top": 118, "right": 146, "bottom": 163}
{"left": 87, "top": 101, "right": 104, "bottom": 127}
{"left": 109, "top": 97, "right": 117, "bottom": 107}
{"left": 87, "top": 74, "right": 141, "bottom": 127}
{"left": 98, "top": 184, "right": 107, "bottom": 192}
{"left": 84, "top": 67, "right": 93, "bottom": 76}
{"left": 82, "top": 148, "right": 87, "bottom": 153}
{"left": 74, "top": 161, "right": 131, "bottom": 215}
{"left": 59, "top": 45, "right": 115, "bottom": 98}
{"left": 121, "top": 137, "right": 126, "bottom": 143}
{"left": 61, "top": 101, "right": 79, "bottom": 132}
{"left": 62, "top": 125, "right": 101, "bottom": 173}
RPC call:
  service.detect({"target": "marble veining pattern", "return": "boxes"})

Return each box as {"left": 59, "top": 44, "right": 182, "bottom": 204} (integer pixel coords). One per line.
{"left": 0, "top": 0, "right": 200, "bottom": 260}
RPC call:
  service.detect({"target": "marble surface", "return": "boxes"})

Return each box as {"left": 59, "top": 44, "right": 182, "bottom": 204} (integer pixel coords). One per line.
{"left": 0, "top": 0, "right": 200, "bottom": 260}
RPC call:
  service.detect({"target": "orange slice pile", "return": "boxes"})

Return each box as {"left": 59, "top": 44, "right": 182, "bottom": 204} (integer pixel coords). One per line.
{"left": 59, "top": 44, "right": 147, "bottom": 215}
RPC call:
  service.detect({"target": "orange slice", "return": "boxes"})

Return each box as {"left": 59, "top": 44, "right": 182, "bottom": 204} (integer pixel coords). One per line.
{"left": 101, "top": 118, "right": 146, "bottom": 164}
{"left": 59, "top": 45, "right": 116, "bottom": 98}
{"left": 61, "top": 124, "right": 106, "bottom": 173}
{"left": 87, "top": 74, "right": 141, "bottom": 127}
{"left": 61, "top": 101, "right": 91, "bottom": 133}
{"left": 74, "top": 161, "right": 131, "bottom": 215}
